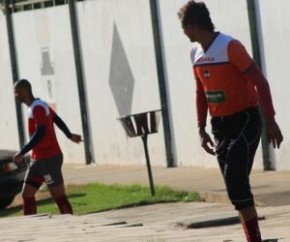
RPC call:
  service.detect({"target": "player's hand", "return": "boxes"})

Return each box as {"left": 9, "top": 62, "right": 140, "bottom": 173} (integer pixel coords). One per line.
{"left": 70, "top": 134, "right": 83, "bottom": 144}
{"left": 13, "top": 152, "right": 23, "bottom": 164}
{"left": 199, "top": 128, "right": 215, "bottom": 155}
{"left": 266, "top": 119, "right": 283, "bottom": 148}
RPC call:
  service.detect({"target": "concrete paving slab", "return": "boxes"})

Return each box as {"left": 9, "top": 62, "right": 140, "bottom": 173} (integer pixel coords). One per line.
{"left": 1, "top": 202, "right": 289, "bottom": 241}
{"left": 3, "top": 164, "right": 290, "bottom": 241}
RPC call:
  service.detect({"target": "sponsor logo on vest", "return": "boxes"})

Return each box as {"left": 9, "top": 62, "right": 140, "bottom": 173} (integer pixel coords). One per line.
{"left": 206, "top": 90, "right": 226, "bottom": 103}
{"left": 197, "top": 56, "right": 215, "bottom": 63}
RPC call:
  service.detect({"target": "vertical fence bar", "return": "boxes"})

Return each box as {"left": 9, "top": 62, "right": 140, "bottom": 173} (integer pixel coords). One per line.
{"left": 68, "top": 0, "right": 93, "bottom": 164}
{"left": 246, "top": 0, "right": 273, "bottom": 170}
{"left": 149, "top": 0, "right": 176, "bottom": 167}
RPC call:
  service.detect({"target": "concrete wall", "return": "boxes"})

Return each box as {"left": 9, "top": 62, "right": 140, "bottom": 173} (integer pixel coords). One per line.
{"left": 76, "top": 0, "right": 165, "bottom": 165}
{"left": 0, "top": 0, "right": 289, "bottom": 169}
{"left": 255, "top": 0, "right": 290, "bottom": 170}
{"left": 1, "top": 1, "right": 166, "bottom": 166}
{"left": 0, "top": 12, "right": 19, "bottom": 150}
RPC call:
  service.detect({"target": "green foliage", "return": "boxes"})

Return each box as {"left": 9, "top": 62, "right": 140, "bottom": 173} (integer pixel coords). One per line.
{"left": 0, "top": 183, "right": 200, "bottom": 217}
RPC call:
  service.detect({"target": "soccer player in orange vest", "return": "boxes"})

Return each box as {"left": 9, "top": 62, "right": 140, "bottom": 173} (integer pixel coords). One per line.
{"left": 13, "top": 79, "right": 82, "bottom": 215}
{"left": 178, "top": 1, "right": 283, "bottom": 241}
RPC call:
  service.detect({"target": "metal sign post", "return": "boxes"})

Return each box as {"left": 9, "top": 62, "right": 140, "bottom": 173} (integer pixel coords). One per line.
{"left": 118, "top": 110, "right": 161, "bottom": 196}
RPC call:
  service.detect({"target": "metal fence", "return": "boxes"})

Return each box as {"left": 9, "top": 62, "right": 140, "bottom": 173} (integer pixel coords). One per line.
{"left": 0, "top": 0, "right": 83, "bottom": 12}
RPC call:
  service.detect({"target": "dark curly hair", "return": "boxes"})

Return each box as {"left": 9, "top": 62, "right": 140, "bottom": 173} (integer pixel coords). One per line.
{"left": 14, "top": 79, "right": 32, "bottom": 92}
{"left": 178, "top": 1, "right": 215, "bottom": 31}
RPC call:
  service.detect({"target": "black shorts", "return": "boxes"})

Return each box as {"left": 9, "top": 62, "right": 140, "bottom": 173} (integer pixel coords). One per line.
{"left": 211, "top": 107, "right": 262, "bottom": 210}
{"left": 24, "top": 154, "right": 64, "bottom": 189}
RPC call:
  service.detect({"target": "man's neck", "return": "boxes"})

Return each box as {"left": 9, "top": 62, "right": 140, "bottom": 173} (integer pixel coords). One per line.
{"left": 25, "top": 96, "right": 36, "bottom": 106}
{"left": 199, "top": 31, "right": 219, "bottom": 52}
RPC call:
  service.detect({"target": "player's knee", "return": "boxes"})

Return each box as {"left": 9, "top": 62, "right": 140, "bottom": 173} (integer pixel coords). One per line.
{"left": 21, "top": 186, "right": 37, "bottom": 199}
{"left": 225, "top": 181, "right": 254, "bottom": 210}
{"left": 227, "top": 186, "right": 254, "bottom": 210}
{"left": 231, "top": 197, "right": 255, "bottom": 210}
{"left": 24, "top": 176, "right": 44, "bottom": 191}
{"left": 22, "top": 193, "right": 35, "bottom": 200}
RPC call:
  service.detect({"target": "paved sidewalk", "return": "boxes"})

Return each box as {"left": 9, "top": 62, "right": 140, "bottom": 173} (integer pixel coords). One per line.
{"left": 63, "top": 164, "right": 290, "bottom": 206}
{"left": 1, "top": 202, "right": 289, "bottom": 241}
{"left": 2, "top": 164, "right": 290, "bottom": 241}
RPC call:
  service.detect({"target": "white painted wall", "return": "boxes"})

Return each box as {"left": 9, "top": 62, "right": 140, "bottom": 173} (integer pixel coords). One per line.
{"left": 0, "top": 12, "right": 19, "bottom": 151}
{"left": 76, "top": 0, "right": 165, "bottom": 165}
{"left": 0, "top": 0, "right": 288, "bottom": 169}
{"left": 256, "top": 0, "right": 290, "bottom": 170}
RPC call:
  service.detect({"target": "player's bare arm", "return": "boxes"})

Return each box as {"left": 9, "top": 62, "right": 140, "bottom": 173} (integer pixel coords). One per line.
{"left": 199, "top": 126, "right": 215, "bottom": 155}
{"left": 13, "top": 153, "right": 23, "bottom": 163}
{"left": 244, "top": 64, "right": 283, "bottom": 148}
{"left": 69, "top": 134, "right": 82, "bottom": 143}
{"left": 265, "top": 119, "right": 283, "bottom": 149}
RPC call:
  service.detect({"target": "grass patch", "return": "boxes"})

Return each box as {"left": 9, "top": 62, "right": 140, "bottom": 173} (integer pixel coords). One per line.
{"left": 0, "top": 183, "right": 200, "bottom": 217}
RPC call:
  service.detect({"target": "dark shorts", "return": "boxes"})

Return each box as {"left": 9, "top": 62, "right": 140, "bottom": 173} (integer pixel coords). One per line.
{"left": 24, "top": 154, "right": 64, "bottom": 189}
{"left": 211, "top": 107, "right": 262, "bottom": 210}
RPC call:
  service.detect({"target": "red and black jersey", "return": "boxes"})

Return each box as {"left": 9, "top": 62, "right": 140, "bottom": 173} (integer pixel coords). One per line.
{"left": 27, "top": 98, "right": 62, "bottom": 160}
